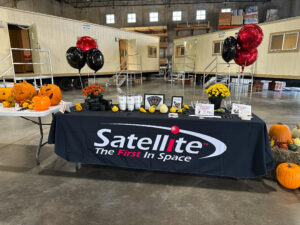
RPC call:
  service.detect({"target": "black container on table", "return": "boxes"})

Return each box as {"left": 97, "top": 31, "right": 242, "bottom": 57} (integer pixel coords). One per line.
{"left": 208, "top": 97, "right": 223, "bottom": 109}
{"left": 85, "top": 95, "right": 112, "bottom": 111}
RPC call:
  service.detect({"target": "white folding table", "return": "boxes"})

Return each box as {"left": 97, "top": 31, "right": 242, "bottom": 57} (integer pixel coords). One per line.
{"left": 0, "top": 103, "right": 72, "bottom": 165}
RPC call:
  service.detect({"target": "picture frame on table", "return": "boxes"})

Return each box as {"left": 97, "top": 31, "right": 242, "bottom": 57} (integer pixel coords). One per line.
{"left": 171, "top": 96, "right": 183, "bottom": 110}
{"left": 144, "top": 94, "right": 165, "bottom": 110}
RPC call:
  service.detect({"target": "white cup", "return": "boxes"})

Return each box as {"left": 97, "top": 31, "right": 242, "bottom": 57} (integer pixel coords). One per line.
{"left": 118, "top": 94, "right": 127, "bottom": 111}
{"left": 134, "top": 95, "right": 143, "bottom": 110}
{"left": 127, "top": 94, "right": 135, "bottom": 111}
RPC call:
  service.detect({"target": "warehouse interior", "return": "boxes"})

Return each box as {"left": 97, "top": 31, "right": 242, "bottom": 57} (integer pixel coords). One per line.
{"left": 0, "top": 1, "right": 300, "bottom": 225}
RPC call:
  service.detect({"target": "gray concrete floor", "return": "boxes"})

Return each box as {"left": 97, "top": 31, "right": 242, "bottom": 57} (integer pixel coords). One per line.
{"left": 0, "top": 79, "right": 300, "bottom": 225}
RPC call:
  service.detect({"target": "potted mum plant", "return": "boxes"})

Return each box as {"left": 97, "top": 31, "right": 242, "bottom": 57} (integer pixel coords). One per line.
{"left": 82, "top": 84, "right": 106, "bottom": 111}
{"left": 205, "top": 83, "right": 230, "bottom": 109}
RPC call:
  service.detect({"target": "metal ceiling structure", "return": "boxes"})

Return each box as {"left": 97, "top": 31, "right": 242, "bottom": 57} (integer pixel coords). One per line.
{"left": 57, "top": 0, "right": 271, "bottom": 8}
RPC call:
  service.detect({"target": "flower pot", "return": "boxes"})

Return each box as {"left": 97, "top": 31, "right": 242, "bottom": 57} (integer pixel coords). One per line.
{"left": 85, "top": 95, "right": 103, "bottom": 111}
{"left": 209, "top": 97, "right": 223, "bottom": 109}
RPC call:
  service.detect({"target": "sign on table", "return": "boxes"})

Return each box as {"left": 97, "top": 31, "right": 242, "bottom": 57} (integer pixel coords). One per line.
{"left": 195, "top": 103, "right": 214, "bottom": 116}
{"left": 231, "top": 103, "right": 252, "bottom": 116}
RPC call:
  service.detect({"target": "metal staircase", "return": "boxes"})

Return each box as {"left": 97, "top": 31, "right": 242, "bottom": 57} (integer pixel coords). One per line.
{"left": 0, "top": 48, "right": 54, "bottom": 88}
{"left": 105, "top": 53, "right": 142, "bottom": 89}
{"left": 170, "top": 54, "right": 196, "bottom": 86}
{"left": 202, "top": 56, "right": 255, "bottom": 103}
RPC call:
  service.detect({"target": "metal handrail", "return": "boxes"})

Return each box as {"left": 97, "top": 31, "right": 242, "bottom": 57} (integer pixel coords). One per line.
{"left": 203, "top": 57, "right": 217, "bottom": 71}
{"left": 0, "top": 67, "right": 13, "bottom": 78}
{"left": 0, "top": 54, "right": 11, "bottom": 65}
{"left": 11, "top": 48, "right": 49, "bottom": 53}
{"left": 0, "top": 48, "right": 54, "bottom": 85}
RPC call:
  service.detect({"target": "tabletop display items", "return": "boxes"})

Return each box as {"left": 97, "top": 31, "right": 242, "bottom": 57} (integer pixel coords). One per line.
{"left": 117, "top": 94, "right": 143, "bottom": 112}
{"left": 118, "top": 94, "right": 127, "bottom": 111}
{"left": 0, "top": 87, "right": 12, "bottom": 102}
{"left": 205, "top": 83, "right": 230, "bottom": 109}
{"left": 32, "top": 96, "right": 51, "bottom": 111}
{"left": 83, "top": 84, "right": 110, "bottom": 111}
{"left": 126, "top": 94, "right": 135, "bottom": 111}
{"left": 134, "top": 95, "right": 143, "bottom": 110}
{"left": 144, "top": 94, "right": 165, "bottom": 110}
{"left": 1, "top": 81, "right": 37, "bottom": 109}
{"left": 38, "top": 84, "right": 62, "bottom": 106}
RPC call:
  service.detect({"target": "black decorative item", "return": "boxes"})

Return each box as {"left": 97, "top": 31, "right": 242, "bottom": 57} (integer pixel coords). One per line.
{"left": 86, "top": 48, "right": 104, "bottom": 73}
{"left": 85, "top": 96, "right": 112, "bottom": 111}
{"left": 222, "top": 36, "right": 237, "bottom": 63}
{"left": 209, "top": 97, "right": 222, "bottom": 110}
{"left": 66, "top": 47, "right": 86, "bottom": 73}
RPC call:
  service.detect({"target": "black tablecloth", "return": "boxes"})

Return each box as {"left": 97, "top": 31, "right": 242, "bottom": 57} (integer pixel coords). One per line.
{"left": 48, "top": 109, "right": 274, "bottom": 178}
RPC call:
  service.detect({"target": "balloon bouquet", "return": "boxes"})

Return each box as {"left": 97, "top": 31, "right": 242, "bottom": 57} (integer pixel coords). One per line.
{"left": 66, "top": 36, "right": 104, "bottom": 89}
{"left": 222, "top": 24, "right": 263, "bottom": 72}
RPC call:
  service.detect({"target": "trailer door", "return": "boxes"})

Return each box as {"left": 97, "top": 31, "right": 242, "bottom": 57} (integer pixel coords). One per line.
{"left": 185, "top": 39, "right": 197, "bottom": 72}
{"left": 29, "top": 24, "right": 41, "bottom": 74}
{"left": 119, "top": 39, "right": 127, "bottom": 70}
{"left": 127, "top": 39, "right": 137, "bottom": 71}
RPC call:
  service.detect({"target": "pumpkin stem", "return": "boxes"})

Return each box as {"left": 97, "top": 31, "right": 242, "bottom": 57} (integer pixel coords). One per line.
{"left": 297, "top": 123, "right": 300, "bottom": 129}
{"left": 287, "top": 163, "right": 293, "bottom": 168}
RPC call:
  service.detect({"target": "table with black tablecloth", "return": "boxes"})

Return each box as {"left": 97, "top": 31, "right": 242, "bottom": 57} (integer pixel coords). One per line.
{"left": 48, "top": 109, "right": 274, "bottom": 178}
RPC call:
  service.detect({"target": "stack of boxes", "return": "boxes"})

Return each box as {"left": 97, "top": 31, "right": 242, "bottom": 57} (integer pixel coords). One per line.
{"left": 218, "top": 6, "right": 260, "bottom": 28}
{"left": 231, "top": 9, "right": 244, "bottom": 25}
{"left": 218, "top": 12, "right": 232, "bottom": 26}
{"left": 244, "top": 6, "right": 259, "bottom": 24}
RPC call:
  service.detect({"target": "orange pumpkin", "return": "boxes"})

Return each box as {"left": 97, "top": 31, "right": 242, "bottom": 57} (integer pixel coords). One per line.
{"left": 276, "top": 163, "right": 300, "bottom": 189}
{"left": 12, "top": 81, "right": 36, "bottom": 101}
{"left": 32, "top": 96, "right": 51, "bottom": 111}
{"left": 0, "top": 87, "right": 13, "bottom": 101}
{"left": 269, "top": 123, "right": 292, "bottom": 143}
{"left": 38, "top": 84, "right": 62, "bottom": 106}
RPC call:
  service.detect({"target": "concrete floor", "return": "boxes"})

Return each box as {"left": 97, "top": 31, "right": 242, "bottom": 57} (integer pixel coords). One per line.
{"left": 0, "top": 79, "right": 299, "bottom": 225}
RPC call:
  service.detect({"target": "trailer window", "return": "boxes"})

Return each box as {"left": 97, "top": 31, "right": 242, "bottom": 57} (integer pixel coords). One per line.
{"left": 148, "top": 46, "right": 157, "bottom": 58}
{"left": 176, "top": 46, "right": 185, "bottom": 57}
{"left": 213, "top": 41, "right": 223, "bottom": 55}
{"left": 269, "top": 31, "right": 299, "bottom": 52}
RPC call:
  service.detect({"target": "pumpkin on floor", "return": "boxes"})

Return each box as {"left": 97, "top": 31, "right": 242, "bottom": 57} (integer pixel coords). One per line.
{"left": 0, "top": 87, "right": 12, "bottom": 101}
{"left": 12, "top": 81, "right": 36, "bottom": 101}
{"left": 276, "top": 163, "right": 300, "bottom": 189}
{"left": 269, "top": 123, "right": 292, "bottom": 144}
{"left": 32, "top": 96, "right": 51, "bottom": 111}
{"left": 38, "top": 84, "right": 62, "bottom": 106}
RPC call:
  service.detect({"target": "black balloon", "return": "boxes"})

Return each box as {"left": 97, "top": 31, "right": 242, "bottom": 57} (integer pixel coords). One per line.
{"left": 222, "top": 36, "right": 237, "bottom": 63}
{"left": 66, "top": 47, "right": 86, "bottom": 72}
{"left": 86, "top": 48, "right": 104, "bottom": 73}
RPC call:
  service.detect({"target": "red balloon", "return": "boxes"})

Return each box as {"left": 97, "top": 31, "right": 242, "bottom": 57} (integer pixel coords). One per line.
{"left": 237, "top": 24, "right": 263, "bottom": 50}
{"left": 76, "top": 36, "right": 98, "bottom": 52}
{"left": 234, "top": 47, "right": 258, "bottom": 70}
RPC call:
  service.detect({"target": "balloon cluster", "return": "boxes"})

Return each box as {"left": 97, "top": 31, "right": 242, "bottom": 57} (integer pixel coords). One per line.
{"left": 66, "top": 36, "right": 104, "bottom": 73}
{"left": 222, "top": 24, "right": 263, "bottom": 72}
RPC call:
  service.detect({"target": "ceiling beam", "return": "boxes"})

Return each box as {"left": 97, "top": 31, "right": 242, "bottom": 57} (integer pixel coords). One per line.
{"left": 59, "top": 0, "right": 270, "bottom": 8}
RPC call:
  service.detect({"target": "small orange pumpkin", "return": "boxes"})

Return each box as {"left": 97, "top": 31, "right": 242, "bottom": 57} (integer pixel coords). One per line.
{"left": 269, "top": 123, "right": 292, "bottom": 144}
{"left": 12, "top": 81, "right": 36, "bottom": 101}
{"left": 32, "top": 96, "right": 51, "bottom": 111}
{"left": 38, "top": 84, "right": 62, "bottom": 106}
{"left": 0, "top": 87, "right": 13, "bottom": 101}
{"left": 276, "top": 163, "right": 300, "bottom": 189}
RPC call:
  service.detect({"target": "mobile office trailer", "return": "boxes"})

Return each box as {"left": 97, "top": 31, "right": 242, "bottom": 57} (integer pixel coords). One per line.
{"left": 173, "top": 16, "right": 300, "bottom": 81}
{"left": 0, "top": 6, "right": 160, "bottom": 89}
